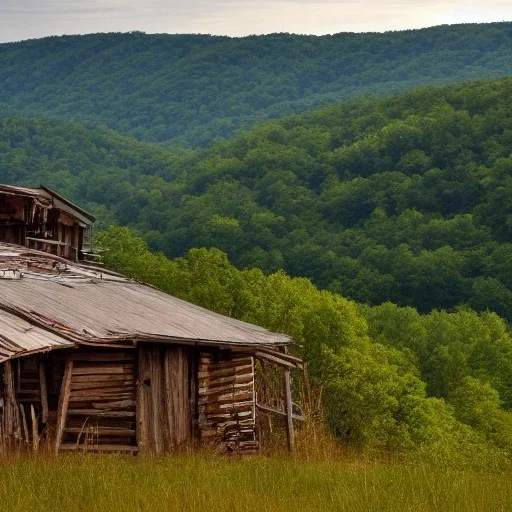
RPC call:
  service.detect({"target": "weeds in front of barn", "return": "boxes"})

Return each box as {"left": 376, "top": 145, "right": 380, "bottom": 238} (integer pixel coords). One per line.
{"left": 2, "top": 391, "right": 512, "bottom": 512}
{"left": 0, "top": 451, "right": 511, "bottom": 512}
{"left": 2, "top": 392, "right": 507, "bottom": 512}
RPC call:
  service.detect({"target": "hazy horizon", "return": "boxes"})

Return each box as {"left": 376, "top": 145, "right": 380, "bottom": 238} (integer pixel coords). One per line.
{"left": 0, "top": 0, "right": 510, "bottom": 44}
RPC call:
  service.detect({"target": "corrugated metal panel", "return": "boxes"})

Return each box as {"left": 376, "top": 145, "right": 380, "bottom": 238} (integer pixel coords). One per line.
{"left": 0, "top": 244, "right": 292, "bottom": 350}
{"left": 0, "top": 309, "right": 74, "bottom": 362}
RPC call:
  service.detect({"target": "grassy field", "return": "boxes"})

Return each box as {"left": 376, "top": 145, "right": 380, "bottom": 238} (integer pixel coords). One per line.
{"left": 0, "top": 454, "right": 511, "bottom": 512}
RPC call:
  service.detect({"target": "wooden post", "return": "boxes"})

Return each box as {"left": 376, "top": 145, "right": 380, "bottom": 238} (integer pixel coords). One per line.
{"left": 19, "top": 404, "right": 29, "bottom": 444}
{"left": 150, "top": 347, "right": 163, "bottom": 456}
{"left": 3, "top": 361, "right": 16, "bottom": 444}
{"left": 30, "top": 405, "right": 40, "bottom": 453}
{"left": 39, "top": 360, "right": 49, "bottom": 424}
{"left": 73, "top": 225, "right": 80, "bottom": 262}
{"left": 283, "top": 367, "right": 295, "bottom": 452}
{"left": 55, "top": 358, "right": 73, "bottom": 455}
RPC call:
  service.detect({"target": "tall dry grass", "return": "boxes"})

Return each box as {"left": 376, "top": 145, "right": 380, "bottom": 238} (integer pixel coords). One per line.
{"left": 1, "top": 383, "right": 510, "bottom": 511}
{"left": 1, "top": 453, "right": 512, "bottom": 512}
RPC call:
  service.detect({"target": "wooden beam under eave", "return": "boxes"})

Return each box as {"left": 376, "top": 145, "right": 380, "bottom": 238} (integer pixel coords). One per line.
{"left": 255, "top": 351, "right": 299, "bottom": 369}
{"left": 256, "top": 402, "right": 305, "bottom": 422}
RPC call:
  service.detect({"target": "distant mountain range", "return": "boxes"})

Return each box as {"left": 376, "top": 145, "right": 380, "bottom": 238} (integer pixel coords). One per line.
{"left": 0, "top": 23, "right": 511, "bottom": 146}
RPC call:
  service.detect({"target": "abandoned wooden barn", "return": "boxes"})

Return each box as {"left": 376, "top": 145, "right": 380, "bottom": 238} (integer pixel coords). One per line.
{"left": 0, "top": 184, "right": 302, "bottom": 455}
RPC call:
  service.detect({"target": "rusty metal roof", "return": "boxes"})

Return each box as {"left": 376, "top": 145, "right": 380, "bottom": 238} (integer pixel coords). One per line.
{"left": 0, "top": 184, "right": 44, "bottom": 197}
{"left": 0, "top": 309, "right": 74, "bottom": 362}
{"left": 0, "top": 244, "right": 292, "bottom": 359}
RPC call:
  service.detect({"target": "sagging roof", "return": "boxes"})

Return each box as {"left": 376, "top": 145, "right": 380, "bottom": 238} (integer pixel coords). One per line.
{"left": 0, "top": 183, "right": 95, "bottom": 225}
{"left": 0, "top": 308, "right": 73, "bottom": 362}
{"left": 0, "top": 243, "right": 292, "bottom": 361}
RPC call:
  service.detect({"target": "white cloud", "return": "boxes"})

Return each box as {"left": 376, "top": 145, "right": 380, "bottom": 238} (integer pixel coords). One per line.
{"left": 0, "top": 0, "right": 510, "bottom": 42}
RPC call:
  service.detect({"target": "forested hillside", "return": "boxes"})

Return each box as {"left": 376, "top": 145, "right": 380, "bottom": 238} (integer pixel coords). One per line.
{"left": 0, "top": 23, "right": 511, "bottom": 145}
{"left": 3, "top": 78, "right": 512, "bottom": 320}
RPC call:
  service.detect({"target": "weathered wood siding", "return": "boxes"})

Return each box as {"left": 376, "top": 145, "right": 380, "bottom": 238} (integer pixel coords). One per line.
{"left": 56, "top": 349, "right": 138, "bottom": 453}
{"left": 198, "top": 351, "right": 257, "bottom": 453}
{"left": 1, "top": 360, "right": 17, "bottom": 450}
{"left": 1, "top": 346, "right": 272, "bottom": 455}
{"left": 137, "top": 345, "right": 195, "bottom": 455}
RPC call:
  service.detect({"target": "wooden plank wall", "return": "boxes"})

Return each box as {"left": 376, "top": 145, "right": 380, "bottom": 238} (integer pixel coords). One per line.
{"left": 198, "top": 351, "right": 258, "bottom": 453}
{"left": 0, "top": 195, "right": 27, "bottom": 245}
{"left": 56, "top": 349, "right": 138, "bottom": 453}
{"left": 137, "top": 345, "right": 193, "bottom": 455}
{"left": 1, "top": 346, "right": 260, "bottom": 455}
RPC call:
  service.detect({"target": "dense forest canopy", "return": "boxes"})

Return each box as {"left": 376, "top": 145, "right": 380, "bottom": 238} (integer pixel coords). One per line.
{"left": 3, "top": 77, "right": 512, "bottom": 320}
{"left": 0, "top": 23, "right": 511, "bottom": 146}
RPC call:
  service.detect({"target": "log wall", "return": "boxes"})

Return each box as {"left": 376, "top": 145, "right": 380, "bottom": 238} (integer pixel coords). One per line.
{"left": 198, "top": 351, "right": 257, "bottom": 453}
{"left": 0, "top": 345, "right": 265, "bottom": 455}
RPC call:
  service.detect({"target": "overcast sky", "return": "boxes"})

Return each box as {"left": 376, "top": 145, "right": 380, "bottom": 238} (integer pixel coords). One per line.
{"left": 0, "top": 0, "right": 510, "bottom": 43}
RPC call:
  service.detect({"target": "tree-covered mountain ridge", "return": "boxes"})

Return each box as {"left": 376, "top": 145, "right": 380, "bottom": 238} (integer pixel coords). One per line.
{"left": 0, "top": 22, "right": 511, "bottom": 145}
{"left": 3, "top": 77, "right": 512, "bottom": 320}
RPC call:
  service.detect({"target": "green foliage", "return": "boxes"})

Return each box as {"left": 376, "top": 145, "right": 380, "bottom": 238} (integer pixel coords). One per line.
{"left": 449, "top": 377, "right": 512, "bottom": 450}
{"left": 97, "top": 227, "right": 512, "bottom": 457}
{"left": 0, "top": 24, "right": 511, "bottom": 145}
{"left": 4, "top": 23, "right": 512, "bottom": 463}
{"left": 364, "top": 303, "right": 512, "bottom": 410}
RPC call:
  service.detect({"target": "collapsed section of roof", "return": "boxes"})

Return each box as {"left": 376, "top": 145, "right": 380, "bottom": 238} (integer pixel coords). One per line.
{"left": 0, "top": 243, "right": 292, "bottom": 360}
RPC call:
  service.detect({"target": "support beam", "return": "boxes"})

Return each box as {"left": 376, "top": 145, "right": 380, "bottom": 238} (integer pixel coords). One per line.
{"left": 255, "top": 348, "right": 304, "bottom": 368}
{"left": 283, "top": 367, "right": 295, "bottom": 452}
{"left": 55, "top": 358, "right": 73, "bottom": 455}
{"left": 255, "top": 351, "right": 297, "bottom": 369}
{"left": 30, "top": 405, "right": 40, "bottom": 452}
{"left": 19, "top": 404, "right": 29, "bottom": 444}
{"left": 256, "top": 402, "right": 305, "bottom": 422}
